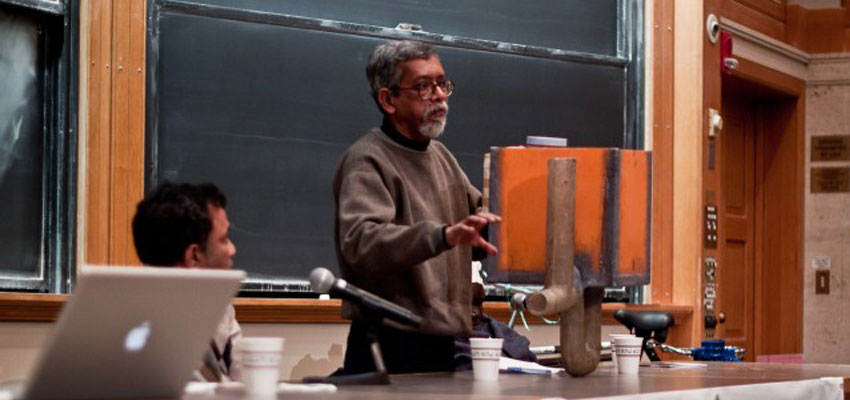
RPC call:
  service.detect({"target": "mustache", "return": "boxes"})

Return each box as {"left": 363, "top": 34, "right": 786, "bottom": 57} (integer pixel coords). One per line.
{"left": 424, "top": 102, "right": 449, "bottom": 119}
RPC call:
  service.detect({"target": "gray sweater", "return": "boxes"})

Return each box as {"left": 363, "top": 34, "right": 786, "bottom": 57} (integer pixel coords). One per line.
{"left": 333, "top": 127, "right": 480, "bottom": 335}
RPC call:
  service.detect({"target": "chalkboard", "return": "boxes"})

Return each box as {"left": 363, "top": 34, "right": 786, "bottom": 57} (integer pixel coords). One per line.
{"left": 146, "top": 0, "right": 643, "bottom": 290}
{"left": 0, "top": 6, "right": 44, "bottom": 281}
{"left": 0, "top": 0, "right": 76, "bottom": 294}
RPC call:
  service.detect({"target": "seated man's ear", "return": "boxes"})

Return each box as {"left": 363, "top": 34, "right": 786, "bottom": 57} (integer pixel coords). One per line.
{"left": 183, "top": 243, "right": 203, "bottom": 268}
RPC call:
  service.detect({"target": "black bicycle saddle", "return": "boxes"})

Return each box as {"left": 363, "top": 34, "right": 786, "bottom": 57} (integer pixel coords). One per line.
{"left": 613, "top": 310, "right": 674, "bottom": 343}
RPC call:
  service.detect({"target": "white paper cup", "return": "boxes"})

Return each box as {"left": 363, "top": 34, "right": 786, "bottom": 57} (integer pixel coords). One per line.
{"left": 470, "top": 337, "right": 503, "bottom": 381}
{"left": 609, "top": 334, "right": 633, "bottom": 370}
{"left": 239, "top": 337, "right": 284, "bottom": 397}
{"left": 613, "top": 336, "right": 643, "bottom": 375}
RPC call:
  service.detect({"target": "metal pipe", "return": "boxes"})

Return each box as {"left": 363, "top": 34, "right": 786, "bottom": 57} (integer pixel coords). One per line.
{"left": 527, "top": 158, "right": 601, "bottom": 377}
{"left": 562, "top": 287, "right": 603, "bottom": 377}
{"left": 658, "top": 343, "right": 693, "bottom": 356}
{"left": 526, "top": 158, "right": 578, "bottom": 316}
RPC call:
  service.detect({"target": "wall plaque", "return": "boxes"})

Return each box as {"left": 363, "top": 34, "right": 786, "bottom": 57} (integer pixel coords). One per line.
{"left": 811, "top": 135, "right": 850, "bottom": 162}
{"left": 811, "top": 167, "right": 850, "bottom": 193}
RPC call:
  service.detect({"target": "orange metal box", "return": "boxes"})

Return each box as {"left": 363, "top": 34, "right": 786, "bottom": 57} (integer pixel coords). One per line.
{"left": 486, "top": 147, "right": 651, "bottom": 287}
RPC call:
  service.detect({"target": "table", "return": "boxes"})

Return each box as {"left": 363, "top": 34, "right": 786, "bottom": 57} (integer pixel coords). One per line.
{"left": 188, "top": 362, "right": 850, "bottom": 400}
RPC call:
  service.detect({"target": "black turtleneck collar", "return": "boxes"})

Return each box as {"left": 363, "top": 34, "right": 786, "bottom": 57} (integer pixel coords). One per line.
{"left": 380, "top": 118, "right": 429, "bottom": 151}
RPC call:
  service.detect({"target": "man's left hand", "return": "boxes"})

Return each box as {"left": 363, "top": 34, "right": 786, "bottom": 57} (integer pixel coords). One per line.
{"left": 445, "top": 212, "right": 501, "bottom": 255}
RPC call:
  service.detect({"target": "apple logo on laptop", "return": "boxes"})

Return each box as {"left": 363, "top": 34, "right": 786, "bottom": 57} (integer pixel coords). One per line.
{"left": 124, "top": 321, "right": 151, "bottom": 352}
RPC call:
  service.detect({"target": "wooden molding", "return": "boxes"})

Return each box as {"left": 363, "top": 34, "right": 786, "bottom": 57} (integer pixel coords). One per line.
{"left": 84, "top": 0, "right": 113, "bottom": 265}
{"left": 0, "top": 294, "right": 66, "bottom": 322}
{"left": 0, "top": 293, "right": 692, "bottom": 326}
{"left": 234, "top": 298, "right": 346, "bottom": 324}
{"left": 671, "top": 0, "right": 704, "bottom": 346}
{"left": 732, "top": 57, "right": 806, "bottom": 95}
{"left": 720, "top": 17, "right": 811, "bottom": 80}
{"left": 650, "top": 0, "right": 675, "bottom": 304}
{"left": 84, "top": 0, "right": 146, "bottom": 267}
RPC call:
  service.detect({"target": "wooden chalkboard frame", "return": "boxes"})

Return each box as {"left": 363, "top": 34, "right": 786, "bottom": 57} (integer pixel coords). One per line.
{"left": 144, "top": 0, "right": 645, "bottom": 293}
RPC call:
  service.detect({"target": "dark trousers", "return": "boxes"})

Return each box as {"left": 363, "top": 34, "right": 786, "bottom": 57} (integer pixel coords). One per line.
{"left": 343, "top": 320, "right": 456, "bottom": 374}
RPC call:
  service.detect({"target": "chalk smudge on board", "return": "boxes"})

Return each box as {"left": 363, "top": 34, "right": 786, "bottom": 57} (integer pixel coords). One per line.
{"left": 0, "top": 10, "right": 37, "bottom": 185}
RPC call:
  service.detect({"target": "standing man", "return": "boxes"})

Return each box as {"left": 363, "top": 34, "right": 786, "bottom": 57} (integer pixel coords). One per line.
{"left": 334, "top": 40, "right": 500, "bottom": 374}
{"left": 132, "top": 182, "right": 240, "bottom": 382}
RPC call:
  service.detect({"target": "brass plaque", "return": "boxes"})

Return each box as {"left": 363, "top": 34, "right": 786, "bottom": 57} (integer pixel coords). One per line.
{"left": 811, "top": 167, "right": 850, "bottom": 193}
{"left": 811, "top": 136, "right": 850, "bottom": 162}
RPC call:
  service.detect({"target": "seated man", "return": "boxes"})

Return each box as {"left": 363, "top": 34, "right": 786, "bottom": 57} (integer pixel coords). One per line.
{"left": 132, "top": 181, "right": 239, "bottom": 382}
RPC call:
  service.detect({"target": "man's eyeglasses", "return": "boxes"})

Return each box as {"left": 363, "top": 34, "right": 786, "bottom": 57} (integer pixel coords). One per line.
{"left": 393, "top": 80, "right": 454, "bottom": 100}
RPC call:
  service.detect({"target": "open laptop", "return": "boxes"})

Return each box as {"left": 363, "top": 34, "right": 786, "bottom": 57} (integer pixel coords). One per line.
{"left": 21, "top": 265, "right": 245, "bottom": 400}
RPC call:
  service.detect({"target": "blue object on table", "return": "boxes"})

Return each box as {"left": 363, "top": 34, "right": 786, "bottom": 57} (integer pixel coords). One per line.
{"left": 690, "top": 339, "right": 743, "bottom": 362}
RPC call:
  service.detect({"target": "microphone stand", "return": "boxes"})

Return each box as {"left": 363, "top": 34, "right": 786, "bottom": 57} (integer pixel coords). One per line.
{"left": 303, "top": 306, "right": 392, "bottom": 385}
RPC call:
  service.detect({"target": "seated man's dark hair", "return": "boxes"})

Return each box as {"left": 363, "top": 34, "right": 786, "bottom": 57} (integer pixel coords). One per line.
{"left": 132, "top": 181, "right": 227, "bottom": 266}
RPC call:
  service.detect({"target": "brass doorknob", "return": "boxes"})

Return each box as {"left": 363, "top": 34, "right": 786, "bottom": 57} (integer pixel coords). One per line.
{"left": 717, "top": 312, "right": 726, "bottom": 323}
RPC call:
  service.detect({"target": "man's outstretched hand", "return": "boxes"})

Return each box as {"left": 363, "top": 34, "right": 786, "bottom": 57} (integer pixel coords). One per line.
{"left": 445, "top": 212, "right": 501, "bottom": 255}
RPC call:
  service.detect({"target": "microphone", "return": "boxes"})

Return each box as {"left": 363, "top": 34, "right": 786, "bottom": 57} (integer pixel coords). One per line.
{"left": 309, "top": 268, "right": 423, "bottom": 328}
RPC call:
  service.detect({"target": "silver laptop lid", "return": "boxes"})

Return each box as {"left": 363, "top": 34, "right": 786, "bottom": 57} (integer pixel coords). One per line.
{"left": 23, "top": 265, "right": 245, "bottom": 400}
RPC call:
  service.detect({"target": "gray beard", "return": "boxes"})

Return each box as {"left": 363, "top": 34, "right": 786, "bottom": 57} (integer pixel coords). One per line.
{"left": 419, "top": 102, "right": 449, "bottom": 139}
{"left": 419, "top": 118, "right": 447, "bottom": 139}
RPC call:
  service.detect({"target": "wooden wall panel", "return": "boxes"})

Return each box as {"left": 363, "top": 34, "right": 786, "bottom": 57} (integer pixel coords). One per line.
{"left": 84, "top": 0, "right": 146, "bottom": 267}
{"left": 737, "top": 0, "right": 786, "bottom": 21}
{"left": 803, "top": 8, "right": 850, "bottom": 52}
{"left": 672, "top": 0, "right": 705, "bottom": 346}
{"left": 721, "top": 1, "right": 850, "bottom": 54}
{"left": 85, "top": 0, "right": 113, "bottom": 265}
{"left": 650, "top": 0, "right": 675, "bottom": 304}
{"left": 110, "top": 0, "right": 131, "bottom": 264}
{"left": 784, "top": 5, "right": 808, "bottom": 50}
{"left": 722, "top": 0, "right": 787, "bottom": 41}
{"left": 0, "top": 293, "right": 693, "bottom": 326}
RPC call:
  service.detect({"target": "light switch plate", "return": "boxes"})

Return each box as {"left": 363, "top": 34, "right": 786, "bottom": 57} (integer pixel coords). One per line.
{"left": 816, "top": 270, "right": 830, "bottom": 295}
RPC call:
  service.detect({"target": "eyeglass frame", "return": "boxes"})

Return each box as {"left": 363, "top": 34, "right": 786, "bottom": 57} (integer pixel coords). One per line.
{"left": 391, "top": 79, "right": 455, "bottom": 100}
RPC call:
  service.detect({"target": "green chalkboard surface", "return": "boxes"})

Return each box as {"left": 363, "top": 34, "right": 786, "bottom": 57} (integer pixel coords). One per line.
{"left": 146, "top": 0, "right": 643, "bottom": 291}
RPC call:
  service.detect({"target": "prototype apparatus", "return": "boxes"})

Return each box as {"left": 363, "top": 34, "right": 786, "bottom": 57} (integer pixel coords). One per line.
{"left": 486, "top": 147, "right": 652, "bottom": 376}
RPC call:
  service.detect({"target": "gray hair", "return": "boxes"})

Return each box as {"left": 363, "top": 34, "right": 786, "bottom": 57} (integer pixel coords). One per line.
{"left": 366, "top": 40, "right": 437, "bottom": 111}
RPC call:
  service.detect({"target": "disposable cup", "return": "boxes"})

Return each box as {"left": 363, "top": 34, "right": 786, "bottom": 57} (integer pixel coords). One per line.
{"left": 609, "top": 334, "right": 634, "bottom": 370}
{"left": 470, "top": 337, "right": 503, "bottom": 381}
{"left": 239, "top": 337, "right": 284, "bottom": 397}
{"left": 613, "top": 335, "right": 643, "bottom": 375}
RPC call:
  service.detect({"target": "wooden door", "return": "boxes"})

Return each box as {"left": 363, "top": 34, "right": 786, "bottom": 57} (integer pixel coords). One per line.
{"left": 716, "top": 94, "right": 756, "bottom": 359}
